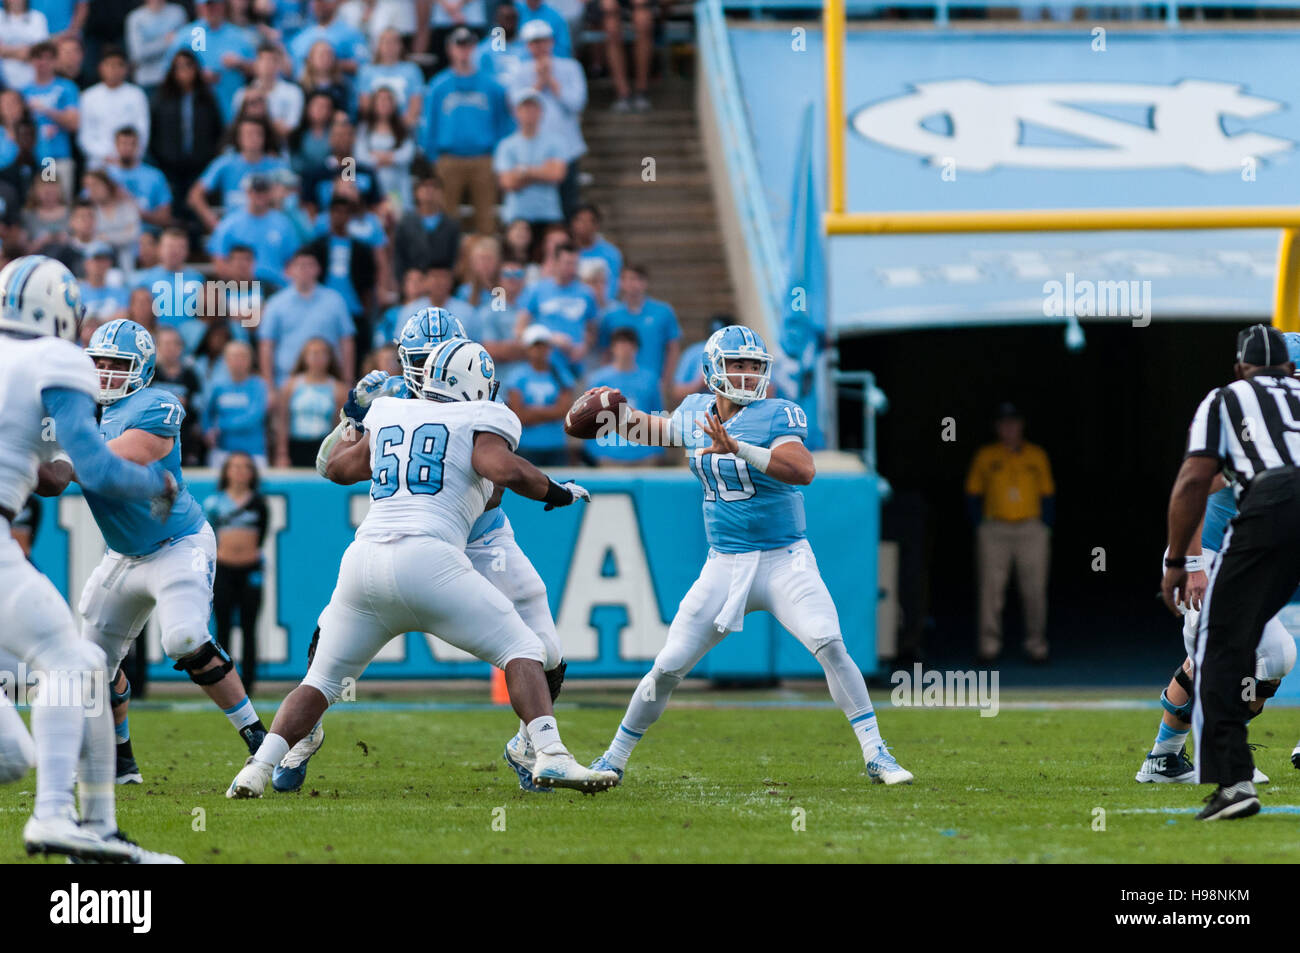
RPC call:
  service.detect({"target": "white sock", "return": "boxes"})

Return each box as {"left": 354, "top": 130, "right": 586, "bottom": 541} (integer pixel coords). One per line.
{"left": 526, "top": 716, "right": 564, "bottom": 755}
{"left": 1151, "top": 720, "right": 1188, "bottom": 756}
{"left": 814, "top": 641, "right": 884, "bottom": 753}
{"left": 606, "top": 668, "right": 683, "bottom": 769}
{"left": 78, "top": 691, "right": 117, "bottom": 836}
{"left": 518, "top": 719, "right": 532, "bottom": 754}
{"left": 224, "top": 696, "right": 260, "bottom": 732}
{"left": 30, "top": 672, "right": 84, "bottom": 820}
{"left": 253, "top": 732, "right": 290, "bottom": 767}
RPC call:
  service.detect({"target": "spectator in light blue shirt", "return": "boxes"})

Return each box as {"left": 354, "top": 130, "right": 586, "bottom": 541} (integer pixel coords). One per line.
{"left": 513, "top": 241, "right": 598, "bottom": 375}
{"left": 571, "top": 202, "right": 623, "bottom": 298}
{"left": 166, "top": 0, "right": 257, "bottom": 122}
{"left": 207, "top": 173, "right": 299, "bottom": 286}
{"left": 105, "top": 126, "right": 172, "bottom": 232}
{"left": 289, "top": 0, "right": 370, "bottom": 75}
{"left": 189, "top": 116, "right": 290, "bottom": 230}
{"left": 132, "top": 225, "right": 207, "bottom": 329}
{"left": 504, "top": 324, "right": 575, "bottom": 466}
{"left": 32, "top": 0, "right": 84, "bottom": 36}
{"left": 510, "top": 18, "right": 586, "bottom": 217}
{"left": 597, "top": 263, "right": 681, "bottom": 383}
{"left": 358, "top": 27, "right": 425, "bottom": 124}
{"left": 494, "top": 87, "right": 565, "bottom": 228}
{"left": 476, "top": 3, "right": 528, "bottom": 88}
{"left": 515, "top": 0, "right": 571, "bottom": 58}
{"left": 205, "top": 339, "right": 270, "bottom": 462}
{"left": 587, "top": 326, "right": 665, "bottom": 466}
{"left": 23, "top": 41, "right": 79, "bottom": 173}
{"left": 257, "top": 247, "right": 356, "bottom": 388}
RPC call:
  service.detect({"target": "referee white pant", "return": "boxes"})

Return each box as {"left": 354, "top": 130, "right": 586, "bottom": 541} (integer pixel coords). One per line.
{"left": 304, "top": 535, "right": 545, "bottom": 704}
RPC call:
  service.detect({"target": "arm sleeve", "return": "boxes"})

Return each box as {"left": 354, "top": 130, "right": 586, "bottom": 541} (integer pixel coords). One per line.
{"left": 42, "top": 388, "right": 167, "bottom": 500}
{"left": 1185, "top": 387, "right": 1226, "bottom": 461}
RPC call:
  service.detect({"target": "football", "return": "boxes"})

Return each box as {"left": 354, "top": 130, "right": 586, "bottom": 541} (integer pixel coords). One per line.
{"left": 564, "top": 388, "right": 628, "bottom": 439}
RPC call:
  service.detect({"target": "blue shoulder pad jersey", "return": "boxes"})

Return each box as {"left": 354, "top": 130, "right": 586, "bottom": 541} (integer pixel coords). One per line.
{"left": 1200, "top": 485, "right": 1237, "bottom": 553}
{"left": 671, "top": 393, "right": 808, "bottom": 554}
{"left": 389, "top": 381, "right": 505, "bottom": 543}
{"left": 84, "top": 387, "right": 206, "bottom": 556}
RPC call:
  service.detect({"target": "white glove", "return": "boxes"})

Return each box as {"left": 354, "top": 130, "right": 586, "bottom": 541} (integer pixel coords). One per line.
{"left": 149, "top": 471, "right": 179, "bottom": 523}
{"left": 562, "top": 481, "right": 590, "bottom": 503}
{"left": 354, "top": 371, "right": 391, "bottom": 409}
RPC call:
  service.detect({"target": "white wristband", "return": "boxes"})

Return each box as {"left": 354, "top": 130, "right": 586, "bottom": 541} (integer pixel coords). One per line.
{"left": 315, "top": 420, "right": 351, "bottom": 478}
{"left": 733, "top": 441, "right": 772, "bottom": 474}
{"left": 1184, "top": 554, "right": 1204, "bottom": 574}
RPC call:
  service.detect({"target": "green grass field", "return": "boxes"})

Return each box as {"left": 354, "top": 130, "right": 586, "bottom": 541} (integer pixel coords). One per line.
{"left": 4, "top": 689, "right": 1300, "bottom": 863}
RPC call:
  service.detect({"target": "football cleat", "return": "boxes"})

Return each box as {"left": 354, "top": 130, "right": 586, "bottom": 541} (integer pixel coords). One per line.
{"left": 588, "top": 753, "right": 625, "bottom": 783}
{"left": 115, "top": 744, "right": 143, "bottom": 785}
{"left": 273, "top": 722, "right": 325, "bottom": 793}
{"left": 226, "top": 756, "right": 273, "bottom": 799}
{"left": 503, "top": 733, "right": 551, "bottom": 794}
{"left": 532, "top": 749, "right": 620, "bottom": 793}
{"left": 1292, "top": 740, "right": 1300, "bottom": 770}
{"left": 1252, "top": 766, "right": 1270, "bottom": 785}
{"left": 1135, "top": 748, "right": 1196, "bottom": 783}
{"left": 68, "top": 829, "right": 183, "bottom": 864}
{"left": 24, "top": 812, "right": 121, "bottom": 862}
{"left": 866, "top": 743, "right": 914, "bottom": 785}
{"left": 1197, "top": 782, "right": 1260, "bottom": 821}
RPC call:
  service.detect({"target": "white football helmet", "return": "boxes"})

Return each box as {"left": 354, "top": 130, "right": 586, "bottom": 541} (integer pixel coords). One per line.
{"left": 421, "top": 339, "right": 498, "bottom": 402}
{"left": 0, "top": 255, "right": 84, "bottom": 342}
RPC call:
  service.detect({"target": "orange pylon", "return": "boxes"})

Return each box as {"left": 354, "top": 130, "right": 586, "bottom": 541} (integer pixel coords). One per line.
{"left": 490, "top": 666, "right": 510, "bottom": 705}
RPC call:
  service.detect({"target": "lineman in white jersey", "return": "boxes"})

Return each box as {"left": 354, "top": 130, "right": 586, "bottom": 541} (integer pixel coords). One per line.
{"left": 228, "top": 339, "right": 620, "bottom": 796}
{"left": 0, "top": 255, "right": 180, "bottom": 862}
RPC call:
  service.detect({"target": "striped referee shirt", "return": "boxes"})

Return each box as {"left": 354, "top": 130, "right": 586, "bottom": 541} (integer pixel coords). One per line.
{"left": 1186, "top": 370, "right": 1300, "bottom": 498}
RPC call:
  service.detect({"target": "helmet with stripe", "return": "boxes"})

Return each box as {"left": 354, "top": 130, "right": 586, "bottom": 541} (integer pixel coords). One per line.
{"left": 702, "top": 325, "right": 772, "bottom": 405}
{"left": 420, "top": 338, "right": 498, "bottom": 403}
{"left": 397, "top": 307, "right": 467, "bottom": 395}
{"left": 86, "top": 319, "right": 157, "bottom": 405}
{"left": 0, "top": 255, "right": 84, "bottom": 343}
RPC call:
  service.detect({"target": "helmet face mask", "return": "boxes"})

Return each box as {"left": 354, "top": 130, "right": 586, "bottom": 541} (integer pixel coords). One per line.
{"left": 703, "top": 326, "right": 772, "bottom": 405}
{"left": 420, "top": 339, "right": 499, "bottom": 403}
{"left": 85, "top": 319, "right": 156, "bottom": 405}
{"left": 397, "top": 307, "right": 467, "bottom": 395}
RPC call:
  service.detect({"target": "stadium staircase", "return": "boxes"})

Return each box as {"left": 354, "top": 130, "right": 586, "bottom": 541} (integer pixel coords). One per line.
{"left": 581, "top": 67, "right": 737, "bottom": 340}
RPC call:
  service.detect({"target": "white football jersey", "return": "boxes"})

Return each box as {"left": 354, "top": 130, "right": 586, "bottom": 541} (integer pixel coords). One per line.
{"left": 0, "top": 334, "right": 97, "bottom": 514}
{"left": 356, "top": 396, "right": 523, "bottom": 546}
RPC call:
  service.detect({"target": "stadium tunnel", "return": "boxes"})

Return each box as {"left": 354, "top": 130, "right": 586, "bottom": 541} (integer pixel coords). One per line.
{"left": 835, "top": 319, "right": 1253, "bottom": 683}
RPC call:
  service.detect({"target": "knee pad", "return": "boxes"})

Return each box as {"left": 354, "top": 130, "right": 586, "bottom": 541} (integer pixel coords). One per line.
{"left": 1256, "top": 622, "right": 1297, "bottom": 682}
{"left": 647, "top": 666, "right": 684, "bottom": 695}
{"left": 171, "top": 640, "right": 234, "bottom": 687}
{"left": 1174, "top": 663, "right": 1194, "bottom": 697}
{"left": 1160, "top": 687, "right": 1193, "bottom": 722}
{"left": 110, "top": 668, "right": 131, "bottom": 711}
{"left": 162, "top": 624, "right": 217, "bottom": 665}
{"left": 546, "top": 659, "right": 567, "bottom": 703}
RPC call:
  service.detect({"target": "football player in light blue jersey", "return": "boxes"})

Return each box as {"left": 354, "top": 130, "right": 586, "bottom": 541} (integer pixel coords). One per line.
{"left": 54, "top": 320, "right": 268, "bottom": 786}
{"left": 273, "top": 308, "right": 571, "bottom": 794}
{"left": 1136, "top": 333, "right": 1300, "bottom": 784}
{"left": 579, "top": 325, "right": 914, "bottom": 785}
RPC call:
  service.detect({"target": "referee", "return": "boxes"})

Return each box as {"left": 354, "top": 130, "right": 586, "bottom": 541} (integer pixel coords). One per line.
{"left": 1163, "top": 324, "right": 1300, "bottom": 820}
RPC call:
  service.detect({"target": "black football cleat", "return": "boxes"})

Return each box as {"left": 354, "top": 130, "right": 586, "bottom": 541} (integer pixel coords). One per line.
{"left": 1196, "top": 782, "right": 1260, "bottom": 821}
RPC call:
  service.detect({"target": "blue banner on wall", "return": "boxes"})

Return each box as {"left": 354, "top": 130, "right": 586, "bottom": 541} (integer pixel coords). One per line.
{"left": 30, "top": 471, "right": 880, "bottom": 682}
{"left": 729, "top": 29, "right": 1300, "bottom": 331}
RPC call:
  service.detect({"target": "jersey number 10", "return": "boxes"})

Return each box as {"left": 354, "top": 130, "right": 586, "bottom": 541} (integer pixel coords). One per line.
{"left": 693, "top": 452, "right": 756, "bottom": 502}
{"left": 371, "top": 423, "right": 449, "bottom": 500}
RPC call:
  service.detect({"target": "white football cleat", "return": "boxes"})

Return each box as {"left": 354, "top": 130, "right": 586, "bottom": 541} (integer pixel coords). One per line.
{"left": 866, "top": 743, "right": 914, "bottom": 785}
{"left": 1252, "top": 766, "right": 1270, "bottom": 785}
{"left": 504, "top": 732, "right": 551, "bottom": 794}
{"left": 226, "top": 756, "right": 273, "bottom": 799}
{"left": 69, "top": 830, "right": 184, "bottom": 864}
{"left": 532, "top": 749, "right": 620, "bottom": 793}
{"left": 23, "top": 812, "right": 117, "bottom": 862}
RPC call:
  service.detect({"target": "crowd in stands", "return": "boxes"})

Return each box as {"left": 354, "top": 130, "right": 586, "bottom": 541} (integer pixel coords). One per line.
{"left": 0, "top": 0, "right": 708, "bottom": 468}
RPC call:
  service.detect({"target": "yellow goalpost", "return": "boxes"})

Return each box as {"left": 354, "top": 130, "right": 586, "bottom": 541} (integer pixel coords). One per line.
{"left": 821, "top": 0, "right": 1300, "bottom": 330}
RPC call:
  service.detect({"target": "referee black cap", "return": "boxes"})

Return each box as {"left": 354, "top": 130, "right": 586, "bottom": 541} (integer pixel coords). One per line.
{"left": 1236, "top": 324, "right": 1289, "bottom": 367}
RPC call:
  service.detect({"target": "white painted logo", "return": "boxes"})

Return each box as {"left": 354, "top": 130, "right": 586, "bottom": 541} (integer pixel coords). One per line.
{"left": 850, "top": 80, "right": 1291, "bottom": 172}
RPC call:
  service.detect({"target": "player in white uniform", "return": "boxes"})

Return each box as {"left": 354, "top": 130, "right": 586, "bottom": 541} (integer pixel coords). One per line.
{"left": 578, "top": 326, "right": 913, "bottom": 785}
{"left": 227, "top": 339, "right": 620, "bottom": 797}
{"left": 0, "top": 255, "right": 180, "bottom": 862}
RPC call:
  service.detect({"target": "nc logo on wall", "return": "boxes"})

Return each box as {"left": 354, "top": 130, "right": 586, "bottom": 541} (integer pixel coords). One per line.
{"left": 850, "top": 79, "right": 1292, "bottom": 173}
